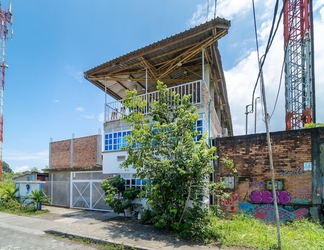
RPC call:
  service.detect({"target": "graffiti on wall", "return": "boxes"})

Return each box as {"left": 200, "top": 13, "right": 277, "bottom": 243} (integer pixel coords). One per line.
{"left": 220, "top": 192, "right": 238, "bottom": 211}
{"left": 291, "top": 199, "right": 309, "bottom": 204}
{"left": 277, "top": 167, "right": 304, "bottom": 176}
{"left": 239, "top": 202, "right": 309, "bottom": 222}
{"left": 249, "top": 190, "right": 291, "bottom": 204}
{"left": 251, "top": 179, "right": 265, "bottom": 189}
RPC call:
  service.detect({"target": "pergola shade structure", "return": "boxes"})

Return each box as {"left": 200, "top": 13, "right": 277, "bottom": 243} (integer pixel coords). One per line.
{"left": 85, "top": 17, "right": 233, "bottom": 136}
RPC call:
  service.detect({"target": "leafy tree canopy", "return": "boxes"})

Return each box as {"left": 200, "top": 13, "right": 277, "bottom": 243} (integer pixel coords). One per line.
{"left": 2, "top": 161, "right": 13, "bottom": 174}
{"left": 120, "top": 80, "right": 217, "bottom": 231}
{"left": 30, "top": 167, "right": 39, "bottom": 172}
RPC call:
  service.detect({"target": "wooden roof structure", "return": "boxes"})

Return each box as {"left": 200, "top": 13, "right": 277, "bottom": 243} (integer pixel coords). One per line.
{"left": 85, "top": 17, "right": 233, "bottom": 135}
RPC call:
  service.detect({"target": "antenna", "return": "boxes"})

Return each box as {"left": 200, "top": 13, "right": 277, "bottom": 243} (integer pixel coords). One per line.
{"left": 0, "top": 2, "right": 13, "bottom": 182}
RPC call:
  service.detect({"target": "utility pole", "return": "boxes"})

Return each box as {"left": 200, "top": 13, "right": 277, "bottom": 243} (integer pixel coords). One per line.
{"left": 259, "top": 63, "right": 282, "bottom": 250}
{"left": 0, "top": 2, "right": 13, "bottom": 182}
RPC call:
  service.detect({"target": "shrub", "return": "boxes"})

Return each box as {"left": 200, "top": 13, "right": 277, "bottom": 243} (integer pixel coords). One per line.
{"left": 101, "top": 176, "right": 141, "bottom": 216}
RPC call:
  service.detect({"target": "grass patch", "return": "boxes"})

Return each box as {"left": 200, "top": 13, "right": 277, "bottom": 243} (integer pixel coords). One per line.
{"left": 209, "top": 214, "right": 324, "bottom": 250}
{"left": 0, "top": 198, "right": 49, "bottom": 215}
{"left": 46, "top": 231, "right": 138, "bottom": 250}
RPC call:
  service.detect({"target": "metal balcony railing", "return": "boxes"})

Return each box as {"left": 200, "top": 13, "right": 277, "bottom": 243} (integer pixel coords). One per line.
{"left": 104, "top": 80, "right": 202, "bottom": 122}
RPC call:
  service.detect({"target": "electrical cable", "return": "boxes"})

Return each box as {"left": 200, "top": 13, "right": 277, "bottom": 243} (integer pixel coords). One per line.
{"left": 250, "top": 0, "right": 286, "bottom": 116}
{"left": 269, "top": 56, "right": 285, "bottom": 119}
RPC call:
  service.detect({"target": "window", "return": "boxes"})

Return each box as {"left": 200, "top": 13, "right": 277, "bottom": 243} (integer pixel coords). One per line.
{"left": 117, "top": 155, "right": 126, "bottom": 162}
{"left": 105, "top": 119, "right": 203, "bottom": 151}
{"left": 120, "top": 173, "right": 149, "bottom": 191}
{"left": 220, "top": 176, "right": 235, "bottom": 189}
{"left": 104, "top": 131, "right": 130, "bottom": 151}
{"left": 195, "top": 119, "right": 203, "bottom": 141}
{"left": 266, "top": 179, "right": 284, "bottom": 191}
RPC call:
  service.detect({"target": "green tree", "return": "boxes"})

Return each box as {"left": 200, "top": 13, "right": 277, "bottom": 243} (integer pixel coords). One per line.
{"left": 43, "top": 165, "right": 49, "bottom": 173}
{"left": 30, "top": 167, "right": 39, "bottom": 172}
{"left": 2, "top": 161, "right": 13, "bottom": 174}
{"left": 120, "top": 81, "right": 217, "bottom": 232}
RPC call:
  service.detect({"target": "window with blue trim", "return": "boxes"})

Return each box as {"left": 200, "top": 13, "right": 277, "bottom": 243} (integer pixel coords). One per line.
{"left": 195, "top": 119, "right": 203, "bottom": 141}
{"left": 104, "top": 131, "right": 130, "bottom": 151}
{"left": 105, "top": 120, "right": 203, "bottom": 151}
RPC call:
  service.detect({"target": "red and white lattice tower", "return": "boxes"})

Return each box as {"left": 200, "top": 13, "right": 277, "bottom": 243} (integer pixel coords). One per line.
{"left": 283, "top": 0, "right": 315, "bottom": 130}
{"left": 0, "top": 2, "right": 12, "bottom": 182}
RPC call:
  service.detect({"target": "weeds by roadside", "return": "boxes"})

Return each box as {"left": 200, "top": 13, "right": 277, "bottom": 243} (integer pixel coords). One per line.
{"left": 209, "top": 213, "right": 324, "bottom": 250}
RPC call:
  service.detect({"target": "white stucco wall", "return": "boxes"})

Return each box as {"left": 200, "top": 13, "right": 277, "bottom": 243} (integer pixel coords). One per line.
{"left": 102, "top": 151, "right": 136, "bottom": 174}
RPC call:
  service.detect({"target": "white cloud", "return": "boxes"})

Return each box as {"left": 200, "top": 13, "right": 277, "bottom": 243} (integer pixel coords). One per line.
{"left": 82, "top": 114, "right": 95, "bottom": 119}
{"left": 13, "top": 165, "right": 31, "bottom": 173}
{"left": 191, "top": 0, "right": 323, "bottom": 135}
{"left": 314, "top": 7, "right": 324, "bottom": 122}
{"left": 314, "top": 0, "right": 324, "bottom": 11}
{"left": 53, "top": 99, "right": 59, "bottom": 103}
{"left": 76, "top": 107, "right": 84, "bottom": 112}
{"left": 3, "top": 149, "right": 49, "bottom": 173}
{"left": 98, "top": 112, "right": 104, "bottom": 123}
{"left": 4, "top": 149, "right": 48, "bottom": 162}
{"left": 190, "top": 0, "right": 255, "bottom": 25}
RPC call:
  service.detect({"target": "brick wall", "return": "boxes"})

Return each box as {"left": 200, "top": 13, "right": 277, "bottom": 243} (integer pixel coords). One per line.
{"left": 215, "top": 128, "right": 324, "bottom": 221}
{"left": 50, "top": 134, "right": 102, "bottom": 170}
{"left": 50, "top": 139, "right": 71, "bottom": 169}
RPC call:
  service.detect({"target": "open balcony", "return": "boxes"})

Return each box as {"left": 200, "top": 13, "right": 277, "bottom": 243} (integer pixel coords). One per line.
{"left": 104, "top": 80, "right": 203, "bottom": 123}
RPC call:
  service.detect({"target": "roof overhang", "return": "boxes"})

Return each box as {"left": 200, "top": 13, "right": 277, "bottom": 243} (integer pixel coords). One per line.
{"left": 85, "top": 17, "right": 233, "bottom": 135}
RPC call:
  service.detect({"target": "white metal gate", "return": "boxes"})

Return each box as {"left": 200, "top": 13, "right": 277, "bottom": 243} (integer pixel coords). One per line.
{"left": 70, "top": 171, "right": 110, "bottom": 211}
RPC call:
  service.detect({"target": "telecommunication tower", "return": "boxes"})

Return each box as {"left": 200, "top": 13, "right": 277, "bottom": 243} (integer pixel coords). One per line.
{"left": 283, "top": 0, "right": 315, "bottom": 130}
{"left": 0, "top": 2, "right": 12, "bottom": 182}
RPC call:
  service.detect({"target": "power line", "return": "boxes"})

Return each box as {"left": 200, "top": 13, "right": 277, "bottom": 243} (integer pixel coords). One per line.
{"left": 250, "top": 0, "right": 286, "bottom": 115}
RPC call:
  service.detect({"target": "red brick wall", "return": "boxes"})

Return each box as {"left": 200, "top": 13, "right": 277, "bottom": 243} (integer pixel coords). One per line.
{"left": 215, "top": 128, "right": 323, "bottom": 221}
{"left": 50, "top": 135, "right": 102, "bottom": 170}
{"left": 50, "top": 139, "right": 71, "bottom": 169}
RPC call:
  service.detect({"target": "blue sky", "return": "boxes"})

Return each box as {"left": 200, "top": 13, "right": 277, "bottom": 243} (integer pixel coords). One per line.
{"left": 3, "top": 0, "right": 324, "bottom": 172}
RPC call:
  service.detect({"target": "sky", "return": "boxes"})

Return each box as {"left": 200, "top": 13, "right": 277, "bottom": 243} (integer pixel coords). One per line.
{"left": 2, "top": 0, "right": 324, "bottom": 173}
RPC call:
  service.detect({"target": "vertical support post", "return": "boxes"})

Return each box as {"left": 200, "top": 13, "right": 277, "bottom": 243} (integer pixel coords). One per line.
{"left": 309, "top": 0, "right": 316, "bottom": 123}
{"left": 70, "top": 133, "right": 74, "bottom": 168}
{"left": 254, "top": 97, "right": 260, "bottom": 134}
{"left": 0, "top": 3, "right": 12, "bottom": 182}
{"left": 202, "top": 48, "right": 205, "bottom": 81}
{"left": 145, "top": 67, "right": 148, "bottom": 113}
{"left": 70, "top": 172, "right": 73, "bottom": 208}
{"left": 104, "top": 83, "right": 107, "bottom": 122}
{"left": 145, "top": 67, "right": 148, "bottom": 96}
{"left": 245, "top": 104, "right": 251, "bottom": 135}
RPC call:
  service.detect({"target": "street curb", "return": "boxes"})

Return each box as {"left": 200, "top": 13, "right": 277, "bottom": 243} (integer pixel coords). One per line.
{"left": 45, "top": 230, "right": 151, "bottom": 250}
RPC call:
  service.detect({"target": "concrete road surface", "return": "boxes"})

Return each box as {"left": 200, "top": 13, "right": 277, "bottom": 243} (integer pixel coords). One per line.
{"left": 0, "top": 225, "right": 100, "bottom": 250}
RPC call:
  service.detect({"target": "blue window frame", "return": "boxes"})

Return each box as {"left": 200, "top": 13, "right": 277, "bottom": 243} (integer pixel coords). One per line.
{"left": 104, "top": 130, "right": 131, "bottom": 151}
{"left": 195, "top": 119, "right": 203, "bottom": 141}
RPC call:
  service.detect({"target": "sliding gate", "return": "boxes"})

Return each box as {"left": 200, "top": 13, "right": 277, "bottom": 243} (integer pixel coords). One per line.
{"left": 70, "top": 171, "right": 110, "bottom": 211}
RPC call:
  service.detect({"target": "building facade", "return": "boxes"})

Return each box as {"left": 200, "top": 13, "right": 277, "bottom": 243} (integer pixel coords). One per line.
{"left": 48, "top": 134, "right": 110, "bottom": 210}
{"left": 84, "top": 18, "right": 233, "bottom": 203}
